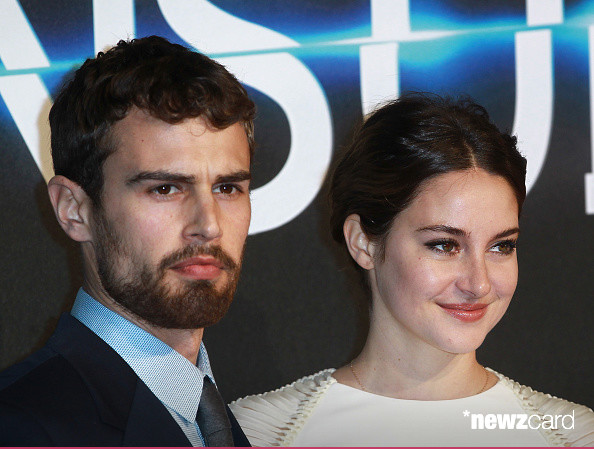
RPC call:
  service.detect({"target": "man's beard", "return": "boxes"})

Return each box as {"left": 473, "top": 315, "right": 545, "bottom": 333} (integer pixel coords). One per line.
{"left": 93, "top": 211, "right": 242, "bottom": 329}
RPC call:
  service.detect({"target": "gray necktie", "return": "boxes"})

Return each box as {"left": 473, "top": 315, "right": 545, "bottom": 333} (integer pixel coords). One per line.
{"left": 196, "top": 377, "right": 234, "bottom": 447}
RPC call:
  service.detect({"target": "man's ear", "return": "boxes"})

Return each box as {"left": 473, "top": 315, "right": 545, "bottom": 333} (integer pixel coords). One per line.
{"left": 47, "top": 175, "right": 94, "bottom": 242}
{"left": 343, "top": 214, "right": 375, "bottom": 270}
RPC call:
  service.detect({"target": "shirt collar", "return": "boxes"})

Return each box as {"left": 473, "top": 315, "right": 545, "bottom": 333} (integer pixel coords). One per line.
{"left": 71, "top": 288, "right": 214, "bottom": 422}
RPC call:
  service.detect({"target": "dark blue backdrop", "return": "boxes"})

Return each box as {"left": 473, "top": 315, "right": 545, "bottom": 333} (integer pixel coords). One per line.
{"left": 1, "top": 0, "right": 593, "bottom": 409}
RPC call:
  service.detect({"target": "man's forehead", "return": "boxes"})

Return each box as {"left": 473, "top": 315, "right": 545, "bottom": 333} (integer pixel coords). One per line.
{"left": 106, "top": 108, "right": 250, "bottom": 171}
{"left": 111, "top": 107, "right": 211, "bottom": 142}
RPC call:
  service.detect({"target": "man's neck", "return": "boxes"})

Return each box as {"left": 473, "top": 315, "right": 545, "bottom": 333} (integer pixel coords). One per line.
{"left": 82, "top": 279, "right": 204, "bottom": 365}
{"left": 144, "top": 326, "right": 205, "bottom": 365}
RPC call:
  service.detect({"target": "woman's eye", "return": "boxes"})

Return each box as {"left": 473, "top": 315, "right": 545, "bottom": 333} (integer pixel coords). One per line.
{"left": 426, "top": 240, "right": 458, "bottom": 254}
{"left": 490, "top": 240, "right": 517, "bottom": 255}
{"left": 152, "top": 184, "right": 180, "bottom": 195}
{"left": 436, "top": 242, "right": 456, "bottom": 252}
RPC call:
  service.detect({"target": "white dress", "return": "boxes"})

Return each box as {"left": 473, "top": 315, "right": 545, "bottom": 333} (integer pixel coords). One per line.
{"left": 230, "top": 369, "right": 594, "bottom": 447}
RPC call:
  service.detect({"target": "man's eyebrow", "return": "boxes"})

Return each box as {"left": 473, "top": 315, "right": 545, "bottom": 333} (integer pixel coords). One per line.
{"left": 126, "top": 171, "right": 195, "bottom": 185}
{"left": 215, "top": 170, "right": 251, "bottom": 184}
{"left": 416, "top": 225, "right": 520, "bottom": 240}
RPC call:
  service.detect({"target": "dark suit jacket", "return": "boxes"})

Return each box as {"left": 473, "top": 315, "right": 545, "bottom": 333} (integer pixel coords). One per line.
{"left": 0, "top": 313, "right": 249, "bottom": 446}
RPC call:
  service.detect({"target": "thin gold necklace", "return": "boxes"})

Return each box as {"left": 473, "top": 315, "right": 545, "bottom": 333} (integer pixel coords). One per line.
{"left": 477, "top": 367, "right": 489, "bottom": 394}
{"left": 349, "top": 362, "right": 490, "bottom": 395}
{"left": 349, "top": 361, "right": 367, "bottom": 392}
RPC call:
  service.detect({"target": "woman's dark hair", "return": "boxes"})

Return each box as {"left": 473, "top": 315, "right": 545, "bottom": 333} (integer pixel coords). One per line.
{"left": 329, "top": 93, "right": 527, "bottom": 256}
{"left": 50, "top": 35, "right": 255, "bottom": 205}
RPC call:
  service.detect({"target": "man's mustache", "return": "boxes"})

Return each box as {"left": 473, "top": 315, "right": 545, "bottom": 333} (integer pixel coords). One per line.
{"left": 158, "top": 244, "right": 238, "bottom": 273}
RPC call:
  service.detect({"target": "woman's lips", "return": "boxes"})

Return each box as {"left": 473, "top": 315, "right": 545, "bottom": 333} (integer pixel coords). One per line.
{"left": 170, "top": 257, "right": 224, "bottom": 280}
{"left": 437, "top": 302, "right": 489, "bottom": 322}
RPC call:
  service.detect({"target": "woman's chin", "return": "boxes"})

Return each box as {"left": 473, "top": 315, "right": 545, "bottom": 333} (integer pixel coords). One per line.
{"left": 427, "top": 330, "right": 489, "bottom": 356}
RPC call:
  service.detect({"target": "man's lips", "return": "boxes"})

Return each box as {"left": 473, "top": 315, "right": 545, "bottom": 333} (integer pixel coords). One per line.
{"left": 170, "top": 257, "right": 224, "bottom": 280}
{"left": 437, "top": 302, "right": 489, "bottom": 322}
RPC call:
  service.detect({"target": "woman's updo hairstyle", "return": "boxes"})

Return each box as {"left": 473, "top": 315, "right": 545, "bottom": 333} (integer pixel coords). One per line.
{"left": 329, "top": 93, "right": 527, "bottom": 258}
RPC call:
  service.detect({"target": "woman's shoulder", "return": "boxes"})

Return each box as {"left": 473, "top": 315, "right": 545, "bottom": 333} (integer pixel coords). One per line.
{"left": 229, "top": 369, "right": 336, "bottom": 447}
{"left": 490, "top": 369, "right": 594, "bottom": 447}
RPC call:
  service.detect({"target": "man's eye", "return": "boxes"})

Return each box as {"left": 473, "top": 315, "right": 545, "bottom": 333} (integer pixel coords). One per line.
{"left": 214, "top": 184, "right": 239, "bottom": 195}
{"left": 152, "top": 185, "right": 180, "bottom": 195}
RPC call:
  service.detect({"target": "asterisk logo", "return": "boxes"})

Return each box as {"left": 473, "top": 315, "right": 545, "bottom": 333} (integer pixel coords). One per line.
{"left": 463, "top": 410, "right": 470, "bottom": 417}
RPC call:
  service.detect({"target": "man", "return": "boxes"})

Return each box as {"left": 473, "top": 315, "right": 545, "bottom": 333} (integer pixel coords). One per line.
{"left": 0, "top": 36, "right": 254, "bottom": 446}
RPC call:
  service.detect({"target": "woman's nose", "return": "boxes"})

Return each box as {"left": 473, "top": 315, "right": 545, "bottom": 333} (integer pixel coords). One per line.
{"left": 456, "top": 255, "right": 492, "bottom": 299}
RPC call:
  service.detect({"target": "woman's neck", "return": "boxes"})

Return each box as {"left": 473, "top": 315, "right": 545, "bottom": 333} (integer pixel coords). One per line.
{"left": 334, "top": 313, "right": 497, "bottom": 400}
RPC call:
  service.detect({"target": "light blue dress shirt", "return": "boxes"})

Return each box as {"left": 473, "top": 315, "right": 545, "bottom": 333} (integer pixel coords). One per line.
{"left": 71, "top": 288, "right": 214, "bottom": 446}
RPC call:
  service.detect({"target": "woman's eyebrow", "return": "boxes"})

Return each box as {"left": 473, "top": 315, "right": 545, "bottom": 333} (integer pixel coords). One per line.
{"left": 416, "top": 225, "right": 467, "bottom": 236}
{"left": 492, "top": 227, "right": 520, "bottom": 240}
{"left": 416, "top": 225, "right": 520, "bottom": 240}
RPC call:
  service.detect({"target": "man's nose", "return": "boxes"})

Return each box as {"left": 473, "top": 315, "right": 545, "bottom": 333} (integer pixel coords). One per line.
{"left": 456, "top": 254, "right": 492, "bottom": 299}
{"left": 182, "top": 194, "right": 222, "bottom": 242}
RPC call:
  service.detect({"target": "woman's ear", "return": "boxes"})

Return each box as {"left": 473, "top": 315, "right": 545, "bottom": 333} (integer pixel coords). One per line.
{"left": 47, "top": 175, "right": 94, "bottom": 242}
{"left": 343, "top": 214, "right": 375, "bottom": 270}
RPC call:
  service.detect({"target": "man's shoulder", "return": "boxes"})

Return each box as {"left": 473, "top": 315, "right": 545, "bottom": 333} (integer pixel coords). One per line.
{"left": 0, "top": 312, "right": 192, "bottom": 446}
{"left": 0, "top": 315, "right": 131, "bottom": 445}
{"left": 0, "top": 347, "right": 118, "bottom": 445}
{"left": 0, "top": 349, "right": 87, "bottom": 402}
{"left": 0, "top": 345, "right": 76, "bottom": 429}
{"left": 0, "top": 344, "right": 58, "bottom": 390}
{"left": 1, "top": 312, "right": 134, "bottom": 385}
{"left": 0, "top": 312, "right": 104, "bottom": 393}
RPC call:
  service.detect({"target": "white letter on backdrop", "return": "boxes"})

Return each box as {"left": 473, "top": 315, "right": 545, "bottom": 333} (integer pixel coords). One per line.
{"left": 512, "top": 0, "right": 561, "bottom": 192}
{"left": 360, "top": 0, "right": 410, "bottom": 115}
{"left": 513, "top": 29, "right": 554, "bottom": 193}
{"left": 0, "top": 0, "right": 49, "bottom": 70}
{"left": 0, "top": 75, "right": 53, "bottom": 181}
{"left": 157, "top": 0, "right": 333, "bottom": 234}
{"left": 93, "top": 0, "right": 135, "bottom": 54}
{"left": 0, "top": 0, "right": 52, "bottom": 181}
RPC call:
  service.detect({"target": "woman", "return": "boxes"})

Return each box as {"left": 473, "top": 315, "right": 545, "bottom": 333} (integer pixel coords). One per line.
{"left": 230, "top": 94, "right": 594, "bottom": 446}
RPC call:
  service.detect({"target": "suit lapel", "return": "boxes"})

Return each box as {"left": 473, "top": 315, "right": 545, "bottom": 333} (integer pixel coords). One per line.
{"left": 123, "top": 379, "right": 190, "bottom": 446}
{"left": 226, "top": 404, "right": 251, "bottom": 447}
{"left": 48, "top": 314, "right": 189, "bottom": 445}
{"left": 49, "top": 314, "right": 246, "bottom": 447}
{"left": 48, "top": 314, "right": 137, "bottom": 429}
